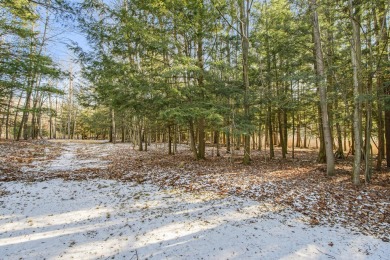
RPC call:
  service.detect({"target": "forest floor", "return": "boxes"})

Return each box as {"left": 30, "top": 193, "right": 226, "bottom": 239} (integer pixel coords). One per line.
{"left": 0, "top": 139, "right": 389, "bottom": 259}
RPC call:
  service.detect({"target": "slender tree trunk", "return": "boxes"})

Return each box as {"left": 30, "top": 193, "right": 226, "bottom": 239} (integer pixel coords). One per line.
{"left": 292, "top": 110, "right": 295, "bottom": 159}
{"left": 264, "top": 11, "right": 274, "bottom": 159}
{"left": 173, "top": 125, "right": 177, "bottom": 154}
{"left": 37, "top": 98, "right": 44, "bottom": 139}
{"left": 317, "top": 103, "right": 326, "bottom": 162}
{"left": 365, "top": 73, "right": 373, "bottom": 182}
{"left": 267, "top": 106, "right": 274, "bottom": 158}
{"left": 278, "top": 110, "right": 286, "bottom": 158}
{"left": 13, "top": 92, "right": 23, "bottom": 139}
{"left": 239, "top": 0, "right": 251, "bottom": 164}
{"left": 18, "top": 88, "right": 32, "bottom": 141}
{"left": 67, "top": 72, "right": 73, "bottom": 140}
{"left": 278, "top": 110, "right": 283, "bottom": 148}
{"left": 121, "top": 117, "right": 125, "bottom": 142}
{"left": 296, "top": 116, "right": 301, "bottom": 147}
{"left": 258, "top": 121, "right": 262, "bottom": 151}
{"left": 196, "top": 1, "right": 205, "bottom": 160}
{"left": 215, "top": 131, "right": 221, "bottom": 156}
{"left": 168, "top": 125, "right": 172, "bottom": 155}
{"left": 111, "top": 108, "right": 116, "bottom": 144}
{"left": 189, "top": 120, "right": 198, "bottom": 159}
{"left": 283, "top": 90, "right": 288, "bottom": 155}
{"left": 376, "top": 80, "right": 385, "bottom": 169}
{"left": 364, "top": 15, "right": 375, "bottom": 182}
{"left": 197, "top": 118, "right": 205, "bottom": 159}
{"left": 49, "top": 94, "right": 53, "bottom": 139}
{"left": 324, "top": 9, "right": 344, "bottom": 159}
{"left": 138, "top": 119, "right": 143, "bottom": 151}
{"left": 226, "top": 119, "right": 231, "bottom": 153}
{"left": 303, "top": 122, "right": 307, "bottom": 148}
{"left": 349, "top": 0, "right": 362, "bottom": 185}
{"left": 31, "top": 87, "right": 42, "bottom": 139}
{"left": 373, "top": 2, "right": 388, "bottom": 168}
{"left": 335, "top": 122, "right": 344, "bottom": 158}
{"left": 5, "top": 90, "right": 13, "bottom": 140}
{"left": 311, "top": 0, "right": 335, "bottom": 176}
{"left": 144, "top": 130, "right": 147, "bottom": 151}
{"left": 0, "top": 108, "right": 4, "bottom": 139}
{"left": 54, "top": 97, "right": 57, "bottom": 139}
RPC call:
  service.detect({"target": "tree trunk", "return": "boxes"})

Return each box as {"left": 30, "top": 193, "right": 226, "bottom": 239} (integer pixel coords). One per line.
{"left": 292, "top": 109, "right": 295, "bottom": 159}
{"left": 365, "top": 73, "right": 373, "bottom": 182}
{"left": 311, "top": 0, "right": 335, "bottom": 176}
{"left": 168, "top": 125, "right": 172, "bottom": 155}
{"left": 283, "top": 94, "right": 288, "bottom": 155}
{"left": 121, "top": 117, "right": 125, "bottom": 142}
{"left": 173, "top": 125, "right": 177, "bottom": 154}
{"left": 0, "top": 108, "right": 4, "bottom": 139}
{"left": 197, "top": 118, "right": 205, "bottom": 159}
{"left": 5, "top": 90, "right": 13, "bottom": 140}
{"left": 239, "top": 0, "right": 251, "bottom": 164}
{"left": 138, "top": 122, "right": 143, "bottom": 151}
{"left": 364, "top": 14, "right": 375, "bottom": 182}
{"left": 317, "top": 104, "right": 326, "bottom": 163}
{"left": 215, "top": 131, "right": 220, "bottom": 156}
{"left": 196, "top": 1, "right": 205, "bottom": 160}
{"left": 258, "top": 122, "right": 262, "bottom": 151}
{"left": 265, "top": 10, "right": 274, "bottom": 159}
{"left": 48, "top": 94, "right": 53, "bottom": 139}
{"left": 13, "top": 91, "right": 23, "bottom": 140}
{"left": 278, "top": 110, "right": 286, "bottom": 158}
{"left": 189, "top": 120, "right": 198, "bottom": 159}
{"left": 17, "top": 89, "right": 32, "bottom": 141}
{"left": 267, "top": 106, "right": 274, "bottom": 158}
{"left": 111, "top": 108, "right": 116, "bottom": 144}
{"left": 54, "top": 97, "right": 57, "bottom": 139}
{"left": 296, "top": 115, "right": 301, "bottom": 147}
{"left": 349, "top": 0, "right": 362, "bottom": 185}
{"left": 373, "top": 1, "right": 388, "bottom": 168}
{"left": 226, "top": 123, "right": 231, "bottom": 153}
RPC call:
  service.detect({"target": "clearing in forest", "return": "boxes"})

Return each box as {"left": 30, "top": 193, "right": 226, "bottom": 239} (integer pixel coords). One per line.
{"left": 0, "top": 140, "right": 389, "bottom": 259}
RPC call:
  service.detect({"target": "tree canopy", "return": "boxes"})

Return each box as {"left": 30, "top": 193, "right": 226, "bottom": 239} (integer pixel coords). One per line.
{"left": 1, "top": 0, "right": 389, "bottom": 185}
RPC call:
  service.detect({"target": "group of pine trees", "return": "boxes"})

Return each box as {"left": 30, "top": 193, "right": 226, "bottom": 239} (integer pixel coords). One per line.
{"left": 0, "top": 0, "right": 389, "bottom": 185}
{"left": 0, "top": 0, "right": 72, "bottom": 140}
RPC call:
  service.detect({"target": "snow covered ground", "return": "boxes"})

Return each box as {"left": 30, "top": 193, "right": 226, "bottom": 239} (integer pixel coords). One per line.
{"left": 0, "top": 142, "right": 389, "bottom": 259}
{"left": 1, "top": 180, "right": 389, "bottom": 259}
{"left": 21, "top": 142, "right": 111, "bottom": 173}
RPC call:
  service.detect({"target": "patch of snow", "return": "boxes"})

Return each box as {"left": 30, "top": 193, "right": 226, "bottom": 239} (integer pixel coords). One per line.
{"left": 0, "top": 179, "right": 388, "bottom": 259}
{"left": 3, "top": 141, "right": 388, "bottom": 259}
{"left": 21, "top": 143, "right": 109, "bottom": 173}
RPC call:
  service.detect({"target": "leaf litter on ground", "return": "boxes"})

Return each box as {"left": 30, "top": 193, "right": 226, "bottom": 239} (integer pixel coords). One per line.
{"left": 0, "top": 140, "right": 389, "bottom": 259}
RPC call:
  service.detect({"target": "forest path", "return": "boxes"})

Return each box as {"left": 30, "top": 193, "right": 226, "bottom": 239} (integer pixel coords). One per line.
{"left": 0, "top": 141, "right": 389, "bottom": 259}
{"left": 20, "top": 141, "right": 111, "bottom": 174}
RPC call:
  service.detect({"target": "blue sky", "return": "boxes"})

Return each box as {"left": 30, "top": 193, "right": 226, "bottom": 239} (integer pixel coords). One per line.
{"left": 38, "top": 3, "right": 91, "bottom": 90}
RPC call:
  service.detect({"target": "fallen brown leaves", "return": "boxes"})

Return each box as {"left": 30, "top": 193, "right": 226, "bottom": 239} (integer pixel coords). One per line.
{"left": 0, "top": 141, "right": 389, "bottom": 241}
{"left": 108, "top": 145, "right": 390, "bottom": 241}
{"left": 0, "top": 139, "right": 62, "bottom": 180}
